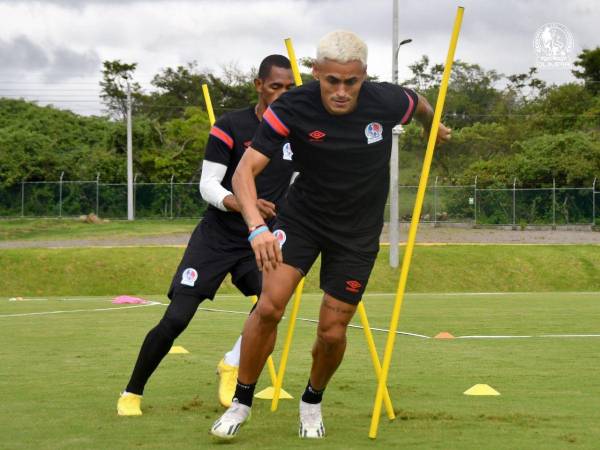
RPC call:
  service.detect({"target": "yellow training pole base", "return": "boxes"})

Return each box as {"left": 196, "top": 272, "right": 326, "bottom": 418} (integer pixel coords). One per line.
{"left": 255, "top": 386, "right": 294, "bottom": 400}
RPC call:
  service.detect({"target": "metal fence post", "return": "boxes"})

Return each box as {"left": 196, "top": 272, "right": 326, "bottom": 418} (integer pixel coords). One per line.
{"left": 59, "top": 171, "right": 65, "bottom": 218}
{"left": 512, "top": 177, "right": 517, "bottom": 229}
{"left": 593, "top": 177, "right": 597, "bottom": 227}
{"left": 21, "top": 180, "right": 25, "bottom": 217}
{"left": 170, "top": 174, "right": 174, "bottom": 219}
{"left": 433, "top": 176, "right": 438, "bottom": 226}
{"left": 96, "top": 173, "right": 100, "bottom": 216}
{"left": 552, "top": 178, "right": 556, "bottom": 229}
{"left": 473, "top": 175, "right": 478, "bottom": 226}
{"left": 133, "top": 173, "right": 138, "bottom": 219}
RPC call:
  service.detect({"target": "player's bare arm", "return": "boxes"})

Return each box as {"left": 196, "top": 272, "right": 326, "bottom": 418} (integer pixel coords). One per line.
{"left": 232, "top": 147, "right": 282, "bottom": 271}
{"left": 414, "top": 93, "right": 452, "bottom": 145}
{"left": 222, "top": 195, "right": 276, "bottom": 220}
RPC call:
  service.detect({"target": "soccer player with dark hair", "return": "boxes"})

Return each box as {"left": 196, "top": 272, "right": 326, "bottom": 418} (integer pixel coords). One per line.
{"left": 210, "top": 31, "right": 451, "bottom": 439}
{"left": 117, "top": 54, "right": 295, "bottom": 416}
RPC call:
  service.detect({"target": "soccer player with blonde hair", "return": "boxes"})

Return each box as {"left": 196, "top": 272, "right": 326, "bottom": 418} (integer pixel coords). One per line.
{"left": 211, "top": 30, "right": 451, "bottom": 440}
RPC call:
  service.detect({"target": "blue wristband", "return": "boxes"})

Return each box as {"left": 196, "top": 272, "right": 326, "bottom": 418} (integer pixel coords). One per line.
{"left": 248, "top": 225, "right": 269, "bottom": 242}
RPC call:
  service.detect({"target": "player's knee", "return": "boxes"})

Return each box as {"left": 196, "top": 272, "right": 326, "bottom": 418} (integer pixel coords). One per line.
{"left": 317, "top": 326, "right": 347, "bottom": 349}
{"left": 158, "top": 314, "right": 191, "bottom": 340}
{"left": 255, "top": 298, "right": 285, "bottom": 324}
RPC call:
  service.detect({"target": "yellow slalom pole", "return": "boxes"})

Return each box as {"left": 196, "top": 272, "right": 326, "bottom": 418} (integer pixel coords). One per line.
{"left": 271, "top": 277, "right": 305, "bottom": 411}
{"left": 284, "top": 38, "right": 303, "bottom": 86}
{"left": 283, "top": 36, "right": 396, "bottom": 417}
{"left": 201, "top": 83, "right": 216, "bottom": 126}
{"left": 357, "top": 303, "right": 395, "bottom": 420}
{"left": 369, "top": 6, "right": 464, "bottom": 439}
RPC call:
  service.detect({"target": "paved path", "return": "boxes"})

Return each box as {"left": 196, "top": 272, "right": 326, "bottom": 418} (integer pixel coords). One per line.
{"left": 1, "top": 224, "right": 599, "bottom": 248}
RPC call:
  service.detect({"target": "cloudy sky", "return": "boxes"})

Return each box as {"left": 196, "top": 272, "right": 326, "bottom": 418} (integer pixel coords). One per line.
{"left": 0, "top": 0, "right": 597, "bottom": 115}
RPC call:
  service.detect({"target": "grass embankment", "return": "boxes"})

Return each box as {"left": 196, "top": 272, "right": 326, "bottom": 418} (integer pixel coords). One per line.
{"left": 2, "top": 245, "right": 600, "bottom": 297}
{"left": 0, "top": 218, "right": 197, "bottom": 241}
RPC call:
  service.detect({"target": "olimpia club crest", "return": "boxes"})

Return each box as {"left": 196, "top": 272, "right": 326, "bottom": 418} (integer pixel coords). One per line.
{"left": 365, "top": 122, "right": 383, "bottom": 144}
{"left": 533, "top": 22, "right": 574, "bottom": 68}
{"left": 181, "top": 268, "right": 198, "bottom": 287}
{"left": 273, "top": 229, "right": 286, "bottom": 248}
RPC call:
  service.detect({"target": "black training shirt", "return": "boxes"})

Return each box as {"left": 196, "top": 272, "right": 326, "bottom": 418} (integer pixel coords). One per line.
{"left": 251, "top": 80, "right": 418, "bottom": 235}
{"left": 204, "top": 106, "right": 295, "bottom": 235}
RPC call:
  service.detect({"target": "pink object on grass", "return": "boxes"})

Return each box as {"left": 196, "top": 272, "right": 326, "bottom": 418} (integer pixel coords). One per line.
{"left": 112, "top": 295, "right": 149, "bottom": 305}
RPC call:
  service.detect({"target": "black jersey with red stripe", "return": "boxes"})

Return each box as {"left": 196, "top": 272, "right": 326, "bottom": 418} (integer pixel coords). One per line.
{"left": 251, "top": 80, "right": 418, "bottom": 235}
{"left": 204, "top": 106, "right": 294, "bottom": 235}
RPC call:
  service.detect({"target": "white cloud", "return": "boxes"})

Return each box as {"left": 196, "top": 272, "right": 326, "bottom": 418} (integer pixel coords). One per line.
{"left": 0, "top": 0, "right": 597, "bottom": 115}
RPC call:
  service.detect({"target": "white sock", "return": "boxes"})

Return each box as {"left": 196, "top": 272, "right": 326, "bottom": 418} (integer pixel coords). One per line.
{"left": 224, "top": 335, "right": 242, "bottom": 367}
{"left": 121, "top": 391, "right": 140, "bottom": 397}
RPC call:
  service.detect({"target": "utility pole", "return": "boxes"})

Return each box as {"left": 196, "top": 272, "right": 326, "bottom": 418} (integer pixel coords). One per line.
{"left": 389, "top": 0, "right": 412, "bottom": 267}
{"left": 126, "top": 81, "right": 134, "bottom": 221}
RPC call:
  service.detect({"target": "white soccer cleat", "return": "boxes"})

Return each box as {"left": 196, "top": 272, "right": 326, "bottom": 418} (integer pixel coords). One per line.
{"left": 210, "top": 399, "right": 251, "bottom": 440}
{"left": 299, "top": 400, "right": 325, "bottom": 439}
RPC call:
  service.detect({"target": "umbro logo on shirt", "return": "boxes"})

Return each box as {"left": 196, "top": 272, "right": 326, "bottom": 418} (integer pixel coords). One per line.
{"left": 308, "top": 130, "right": 326, "bottom": 141}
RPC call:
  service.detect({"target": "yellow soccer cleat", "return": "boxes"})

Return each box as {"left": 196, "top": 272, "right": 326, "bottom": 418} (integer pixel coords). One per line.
{"left": 117, "top": 392, "right": 143, "bottom": 416}
{"left": 216, "top": 358, "right": 238, "bottom": 408}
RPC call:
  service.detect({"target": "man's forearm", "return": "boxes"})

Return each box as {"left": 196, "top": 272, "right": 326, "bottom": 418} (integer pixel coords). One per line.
{"left": 414, "top": 93, "right": 434, "bottom": 131}
{"left": 232, "top": 166, "right": 264, "bottom": 228}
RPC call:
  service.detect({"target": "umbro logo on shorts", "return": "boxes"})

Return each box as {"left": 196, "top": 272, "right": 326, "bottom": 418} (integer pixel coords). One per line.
{"left": 345, "top": 280, "right": 362, "bottom": 293}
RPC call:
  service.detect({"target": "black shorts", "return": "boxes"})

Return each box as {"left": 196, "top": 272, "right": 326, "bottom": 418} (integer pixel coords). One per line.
{"left": 167, "top": 219, "right": 261, "bottom": 302}
{"left": 273, "top": 216, "right": 380, "bottom": 305}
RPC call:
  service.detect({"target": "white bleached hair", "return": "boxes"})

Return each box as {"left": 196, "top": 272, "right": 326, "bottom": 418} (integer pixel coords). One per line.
{"left": 316, "top": 30, "right": 368, "bottom": 67}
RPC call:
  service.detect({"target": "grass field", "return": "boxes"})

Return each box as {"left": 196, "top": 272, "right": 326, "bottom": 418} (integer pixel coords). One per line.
{"left": 1, "top": 291, "right": 600, "bottom": 449}
{"left": 2, "top": 218, "right": 600, "bottom": 449}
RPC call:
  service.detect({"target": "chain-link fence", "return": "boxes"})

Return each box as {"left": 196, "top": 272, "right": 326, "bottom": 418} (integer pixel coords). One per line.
{"left": 384, "top": 178, "right": 599, "bottom": 226}
{"left": 1, "top": 177, "right": 598, "bottom": 225}
{"left": 0, "top": 179, "right": 207, "bottom": 219}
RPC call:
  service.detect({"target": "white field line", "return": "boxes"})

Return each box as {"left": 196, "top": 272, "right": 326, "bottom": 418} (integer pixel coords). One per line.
{"left": 3, "top": 296, "right": 600, "bottom": 340}
{"left": 457, "top": 334, "right": 600, "bottom": 339}
{"left": 4, "top": 291, "right": 600, "bottom": 303}
{"left": 0, "top": 301, "right": 162, "bottom": 318}
{"left": 8, "top": 298, "right": 48, "bottom": 301}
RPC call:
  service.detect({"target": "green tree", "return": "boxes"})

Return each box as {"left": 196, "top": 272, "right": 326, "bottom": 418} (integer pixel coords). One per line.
{"left": 99, "top": 60, "right": 144, "bottom": 121}
{"left": 572, "top": 47, "right": 600, "bottom": 95}
{"left": 144, "top": 62, "right": 210, "bottom": 122}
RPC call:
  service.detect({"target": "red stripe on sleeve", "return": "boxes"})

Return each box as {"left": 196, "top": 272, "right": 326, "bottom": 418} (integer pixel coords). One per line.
{"left": 209, "top": 126, "right": 234, "bottom": 149}
{"left": 400, "top": 90, "right": 415, "bottom": 125}
{"left": 263, "top": 107, "right": 290, "bottom": 137}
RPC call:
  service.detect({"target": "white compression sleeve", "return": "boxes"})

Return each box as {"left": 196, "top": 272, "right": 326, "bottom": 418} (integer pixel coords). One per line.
{"left": 199, "top": 160, "right": 233, "bottom": 212}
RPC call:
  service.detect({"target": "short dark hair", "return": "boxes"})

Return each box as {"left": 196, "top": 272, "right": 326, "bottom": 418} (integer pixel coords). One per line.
{"left": 258, "top": 54, "right": 291, "bottom": 80}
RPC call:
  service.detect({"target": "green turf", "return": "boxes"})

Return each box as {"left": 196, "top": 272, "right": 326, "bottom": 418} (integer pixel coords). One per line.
{"left": 1, "top": 292, "right": 599, "bottom": 449}
{"left": 0, "top": 218, "right": 197, "bottom": 241}
{"left": 2, "top": 245, "right": 600, "bottom": 297}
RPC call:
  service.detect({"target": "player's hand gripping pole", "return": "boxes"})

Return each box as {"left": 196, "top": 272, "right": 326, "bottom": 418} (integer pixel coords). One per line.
{"left": 282, "top": 37, "right": 395, "bottom": 419}
{"left": 368, "top": 6, "right": 464, "bottom": 439}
